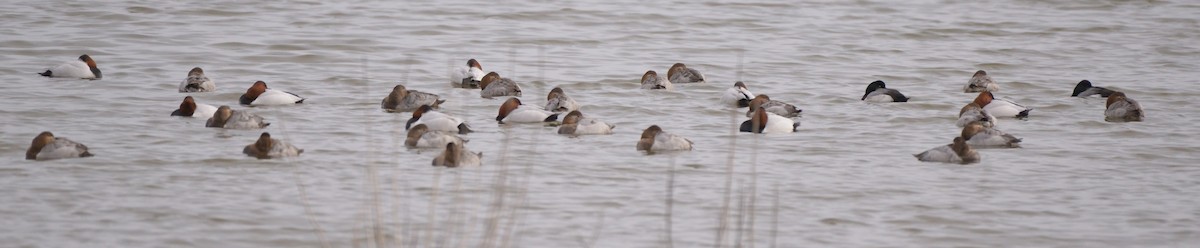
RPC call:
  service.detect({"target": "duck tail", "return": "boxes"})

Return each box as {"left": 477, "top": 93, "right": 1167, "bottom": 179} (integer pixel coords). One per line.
{"left": 1016, "top": 109, "right": 1032, "bottom": 118}
{"left": 544, "top": 113, "right": 560, "bottom": 122}
{"left": 457, "top": 123, "right": 473, "bottom": 134}
{"left": 38, "top": 70, "right": 52, "bottom": 77}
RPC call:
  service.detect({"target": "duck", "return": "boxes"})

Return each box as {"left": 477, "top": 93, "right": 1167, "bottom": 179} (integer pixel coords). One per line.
{"left": 170, "top": 96, "right": 218, "bottom": 119}
{"left": 745, "top": 94, "right": 801, "bottom": 118}
{"left": 406, "top": 124, "right": 467, "bottom": 148}
{"left": 963, "top": 70, "right": 998, "bottom": 93}
{"left": 721, "top": 81, "right": 755, "bottom": 107}
{"left": 1071, "top": 80, "right": 1115, "bottom": 97}
{"left": 961, "top": 121, "right": 1021, "bottom": 148}
{"left": 239, "top": 81, "right": 305, "bottom": 106}
{"left": 381, "top": 84, "right": 445, "bottom": 112}
{"left": 861, "top": 80, "right": 909, "bottom": 102}
{"left": 640, "top": 70, "right": 672, "bottom": 90}
{"left": 206, "top": 105, "right": 270, "bottom": 129}
{"left": 543, "top": 87, "right": 580, "bottom": 113}
{"left": 1105, "top": 92, "right": 1144, "bottom": 122}
{"left": 914, "top": 137, "right": 980, "bottom": 164}
{"left": 39, "top": 54, "right": 101, "bottom": 79}
{"left": 178, "top": 67, "right": 215, "bottom": 92}
{"left": 243, "top": 132, "right": 303, "bottom": 159}
{"left": 496, "top": 97, "right": 559, "bottom": 124}
{"left": 406, "top": 105, "right": 472, "bottom": 134}
{"left": 667, "top": 63, "right": 705, "bottom": 84}
{"left": 558, "top": 110, "right": 614, "bottom": 135}
{"left": 637, "top": 125, "right": 694, "bottom": 152}
{"left": 740, "top": 106, "right": 798, "bottom": 133}
{"left": 957, "top": 103, "right": 998, "bottom": 128}
{"left": 479, "top": 72, "right": 522, "bottom": 98}
{"left": 456, "top": 59, "right": 485, "bottom": 88}
{"left": 25, "top": 131, "right": 93, "bottom": 161}
{"left": 971, "top": 91, "right": 1031, "bottom": 118}
{"left": 432, "top": 142, "right": 483, "bottom": 168}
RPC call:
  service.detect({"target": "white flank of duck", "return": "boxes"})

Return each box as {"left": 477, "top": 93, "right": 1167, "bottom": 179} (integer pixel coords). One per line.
{"left": 171, "top": 96, "right": 218, "bottom": 119}
{"left": 406, "top": 105, "right": 472, "bottom": 134}
{"left": 239, "top": 81, "right": 305, "bottom": 106}
{"left": 496, "top": 97, "right": 559, "bottom": 124}
{"left": 721, "top": 81, "right": 755, "bottom": 107}
{"left": 39, "top": 54, "right": 101, "bottom": 79}
{"left": 558, "top": 111, "right": 614, "bottom": 135}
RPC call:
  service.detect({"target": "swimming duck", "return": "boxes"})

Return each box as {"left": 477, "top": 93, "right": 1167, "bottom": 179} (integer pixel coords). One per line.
{"left": 971, "top": 91, "right": 1031, "bottom": 118}
{"left": 544, "top": 87, "right": 580, "bottom": 113}
{"left": 1104, "top": 92, "right": 1144, "bottom": 122}
{"left": 432, "top": 142, "right": 483, "bottom": 168}
{"left": 39, "top": 54, "right": 101, "bottom": 79}
{"left": 745, "top": 94, "right": 801, "bottom": 118}
{"left": 721, "top": 81, "right": 755, "bottom": 107}
{"left": 243, "top": 132, "right": 303, "bottom": 159}
{"left": 206, "top": 105, "right": 270, "bottom": 129}
{"left": 667, "top": 63, "right": 705, "bottom": 84}
{"left": 914, "top": 137, "right": 980, "bottom": 164}
{"left": 170, "top": 96, "right": 218, "bottom": 119}
{"left": 740, "top": 106, "right": 798, "bottom": 133}
{"left": 637, "top": 125, "right": 694, "bottom": 152}
{"left": 964, "top": 70, "right": 998, "bottom": 93}
{"left": 961, "top": 121, "right": 1021, "bottom": 148}
{"left": 496, "top": 97, "right": 559, "bottom": 124}
{"left": 25, "top": 131, "right": 93, "bottom": 161}
{"left": 558, "top": 110, "right": 614, "bottom": 135}
{"left": 479, "top": 72, "right": 522, "bottom": 98}
{"left": 456, "top": 59, "right": 485, "bottom": 88}
{"left": 382, "top": 84, "right": 445, "bottom": 112}
{"left": 406, "top": 124, "right": 467, "bottom": 148}
{"left": 957, "top": 103, "right": 998, "bottom": 128}
{"left": 640, "top": 70, "right": 672, "bottom": 90}
{"left": 239, "top": 81, "right": 305, "bottom": 106}
{"left": 861, "top": 80, "right": 909, "bottom": 102}
{"left": 178, "top": 67, "right": 215, "bottom": 92}
{"left": 1071, "top": 80, "right": 1115, "bottom": 97}
{"left": 406, "top": 105, "right": 472, "bottom": 134}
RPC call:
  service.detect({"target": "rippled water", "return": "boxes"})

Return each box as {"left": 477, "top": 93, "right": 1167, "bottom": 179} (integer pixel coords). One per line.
{"left": 2, "top": 0, "right": 1199, "bottom": 247}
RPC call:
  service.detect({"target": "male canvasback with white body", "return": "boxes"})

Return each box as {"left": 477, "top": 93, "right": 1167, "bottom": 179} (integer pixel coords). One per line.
{"left": 406, "top": 124, "right": 467, "bottom": 148}
{"left": 640, "top": 70, "right": 672, "bottom": 90}
{"left": 740, "top": 106, "right": 798, "bottom": 133}
{"left": 745, "top": 94, "right": 801, "bottom": 118}
{"left": 26, "top": 132, "right": 93, "bottom": 161}
{"left": 178, "top": 67, "right": 215, "bottom": 92}
{"left": 243, "top": 132, "right": 303, "bottom": 159}
{"left": 239, "top": 81, "right": 305, "bottom": 106}
{"left": 957, "top": 103, "right": 998, "bottom": 128}
{"left": 1071, "top": 80, "right": 1115, "bottom": 97}
{"left": 382, "top": 84, "right": 445, "bottom": 112}
{"left": 544, "top": 87, "right": 580, "bottom": 113}
{"left": 496, "top": 97, "right": 559, "bottom": 124}
{"left": 39, "top": 54, "right": 101, "bottom": 79}
{"left": 456, "top": 59, "right": 485, "bottom": 88}
{"left": 721, "top": 81, "right": 755, "bottom": 107}
{"left": 433, "top": 142, "right": 482, "bottom": 168}
{"left": 1105, "top": 92, "right": 1144, "bottom": 122}
{"left": 558, "top": 111, "right": 614, "bottom": 135}
{"left": 206, "top": 105, "right": 270, "bottom": 129}
{"left": 971, "top": 91, "right": 1031, "bottom": 118}
{"left": 961, "top": 121, "right": 1021, "bottom": 148}
{"left": 479, "top": 72, "right": 522, "bottom": 98}
{"left": 861, "top": 80, "right": 909, "bottom": 102}
{"left": 914, "top": 137, "right": 980, "bottom": 164}
{"left": 667, "top": 63, "right": 705, "bottom": 84}
{"left": 170, "top": 96, "right": 218, "bottom": 119}
{"left": 637, "top": 125, "right": 694, "bottom": 152}
{"left": 963, "top": 70, "right": 998, "bottom": 93}
{"left": 406, "top": 105, "right": 472, "bottom": 134}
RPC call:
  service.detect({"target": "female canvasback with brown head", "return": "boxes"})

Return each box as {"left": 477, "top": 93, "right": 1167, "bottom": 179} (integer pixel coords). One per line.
{"left": 964, "top": 70, "right": 998, "bottom": 93}
{"left": 496, "top": 97, "right": 559, "bottom": 124}
{"left": 206, "top": 105, "right": 270, "bottom": 129}
{"left": 433, "top": 142, "right": 482, "bottom": 168}
{"left": 179, "top": 67, "right": 215, "bottom": 92}
{"left": 667, "top": 63, "right": 705, "bottom": 84}
{"left": 243, "top": 132, "right": 303, "bottom": 159}
{"left": 479, "top": 72, "right": 522, "bottom": 98}
{"left": 171, "top": 96, "right": 218, "bottom": 119}
{"left": 544, "top": 87, "right": 580, "bottom": 113}
{"left": 739, "top": 106, "right": 798, "bottom": 133}
{"left": 382, "top": 84, "right": 445, "bottom": 112}
{"left": 745, "top": 94, "right": 801, "bottom": 118}
{"left": 957, "top": 102, "right": 997, "bottom": 128}
{"left": 914, "top": 137, "right": 979, "bottom": 164}
{"left": 961, "top": 121, "right": 1021, "bottom": 148}
{"left": 406, "top": 124, "right": 467, "bottom": 148}
{"left": 640, "top": 70, "right": 672, "bottom": 90}
{"left": 457, "top": 59, "right": 485, "bottom": 88}
{"left": 26, "top": 131, "right": 93, "bottom": 161}
{"left": 1105, "top": 91, "right": 1144, "bottom": 122}
{"left": 862, "top": 80, "right": 909, "bottom": 102}
{"left": 971, "top": 91, "right": 1031, "bottom": 118}
{"left": 558, "top": 110, "right": 614, "bottom": 135}
{"left": 239, "top": 81, "right": 305, "bottom": 106}
{"left": 1071, "top": 80, "right": 1115, "bottom": 97}
{"left": 721, "top": 81, "right": 755, "bottom": 107}
{"left": 406, "top": 105, "right": 472, "bottom": 134}
{"left": 637, "top": 125, "right": 694, "bottom": 152}
{"left": 39, "top": 54, "right": 101, "bottom": 79}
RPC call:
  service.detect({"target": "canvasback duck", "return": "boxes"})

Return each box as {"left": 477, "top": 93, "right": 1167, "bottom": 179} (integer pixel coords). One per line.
{"left": 1071, "top": 80, "right": 1115, "bottom": 97}
{"left": 637, "top": 125, "right": 694, "bottom": 152}
{"left": 861, "top": 80, "right": 909, "bottom": 102}
{"left": 479, "top": 72, "right": 522, "bottom": 98}
{"left": 914, "top": 137, "right": 980, "bottom": 164}
{"left": 406, "top": 105, "right": 472, "bottom": 134}
{"left": 170, "top": 96, "right": 218, "bottom": 119}
{"left": 745, "top": 94, "right": 801, "bottom": 118}
{"left": 178, "top": 67, "right": 215, "bottom": 92}
{"left": 721, "top": 81, "right": 755, "bottom": 107}
{"left": 957, "top": 103, "right": 998, "bottom": 128}
{"left": 456, "top": 59, "right": 485, "bottom": 88}
{"left": 740, "top": 106, "right": 798, "bottom": 133}
{"left": 964, "top": 70, "right": 998, "bottom": 93}
{"left": 961, "top": 121, "right": 1021, "bottom": 148}
{"left": 26, "top": 131, "right": 93, "bottom": 161}
{"left": 206, "top": 105, "right": 270, "bottom": 129}
{"left": 382, "top": 84, "right": 445, "bottom": 112}
{"left": 239, "top": 81, "right": 305, "bottom": 106}
{"left": 558, "top": 110, "right": 614, "bottom": 135}
{"left": 971, "top": 91, "right": 1031, "bottom": 118}
{"left": 1105, "top": 92, "right": 1144, "bottom": 122}
{"left": 39, "top": 54, "right": 101, "bottom": 79}
{"left": 243, "top": 132, "right": 303, "bottom": 159}
{"left": 433, "top": 142, "right": 482, "bottom": 168}
{"left": 496, "top": 97, "right": 559, "bottom": 124}
{"left": 640, "top": 70, "right": 672, "bottom": 90}
{"left": 667, "top": 63, "right": 705, "bottom": 84}
{"left": 544, "top": 87, "right": 580, "bottom": 113}
{"left": 406, "top": 124, "right": 467, "bottom": 148}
